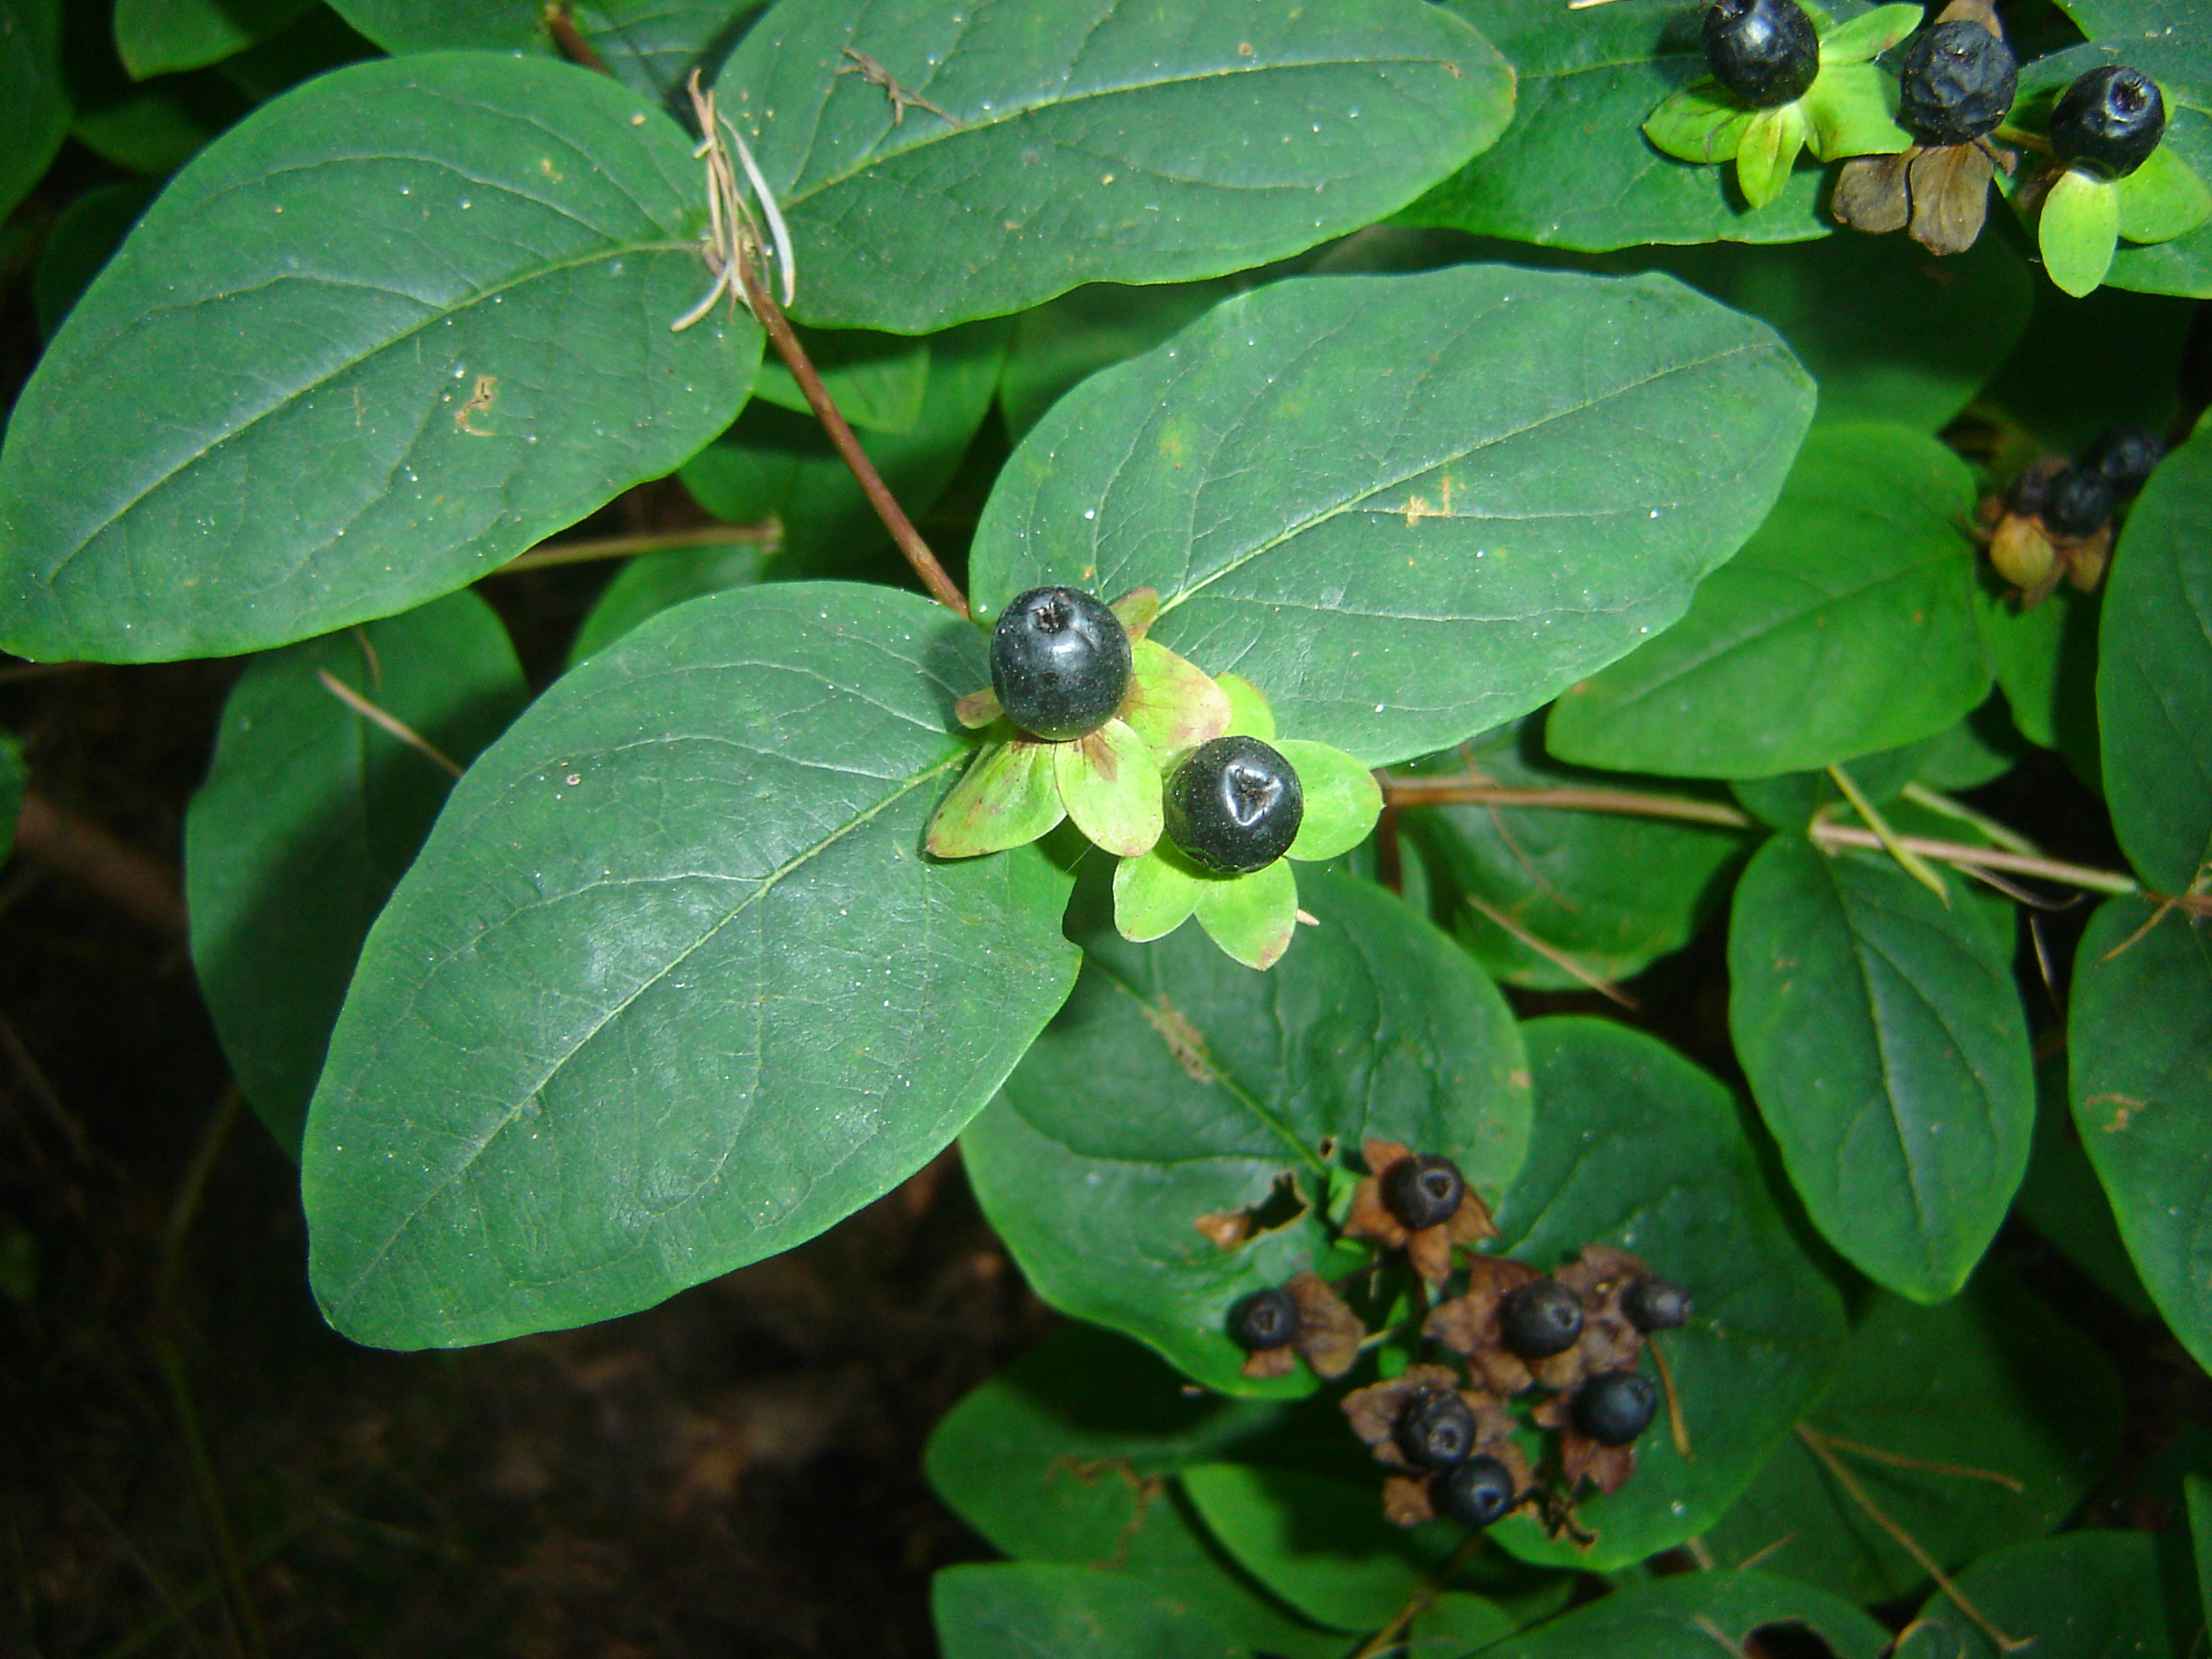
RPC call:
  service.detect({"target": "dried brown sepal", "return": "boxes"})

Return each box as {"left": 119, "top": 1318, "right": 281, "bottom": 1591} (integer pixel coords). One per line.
{"left": 1341, "top": 1140, "right": 1415, "bottom": 1250}
{"left": 1530, "top": 1246, "right": 1650, "bottom": 1391}
{"left": 1239, "top": 1345, "right": 1297, "bottom": 1382}
{"left": 1286, "top": 1270, "right": 1364, "bottom": 1381}
{"left": 1534, "top": 1385, "right": 1641, "bottom": 1498}
{"left": 2065, "top": 523, "right": 2113, "bottom": 590}
{"left": 1425, "top": 1256, "right": 1541, "bottom": 1396}
{"left": 1908, "top": 141, "right": 2003, "bottom": 255}
{"left": 1342, "top": 1365, "right": 1515, "bottom": 1475}
{"left": 1345, "top": 1139, "right": 1499, "bottom": 1285}
{"left": 1835, "top": 151, "right": 1913, "bottom": 234}
{"left": 1378, "top": 1434, "right": 1534, "bottom": 1530}
{"left": 1382, "top": 1472, "right": 1436, "bottom": 1527}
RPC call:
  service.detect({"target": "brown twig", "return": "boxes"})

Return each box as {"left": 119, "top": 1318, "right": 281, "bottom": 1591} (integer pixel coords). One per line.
{"left": 1347, "top": 1530, "right": 1486, "bottom": 1659}
{"left": 730, "top": 251, "right": 970, "bottom": 618}
{"left": 1649, "top": 1337, "right": 1693, "bottom": 1459}
{"left": 541, "top": 4, "right": 611, "bottom": 75}
{"left": 10, "top": 791, "right": 187, "bottom": 936}
{"left": 495, "top": 521, "right": 780, "bottom": 574}
{"left": 1812, "top": 1431, "right": 2024, "bottom": 1492}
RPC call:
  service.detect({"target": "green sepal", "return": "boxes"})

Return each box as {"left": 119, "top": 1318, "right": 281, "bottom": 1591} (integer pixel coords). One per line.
{"left": 1118, "top": 639, "right": 1232, "bottom": 764}
{"left": 1273, "top": 739, "right": 1382, "bottom": 861}
{"left": 1111, "top": 843, "right": 1204, "bottom": 942}
{"left": 1216, "top": 672, "right": 1277, "bottom": 741}
{"left": 955, "top": 686, "right": 1003, "bottom": 729}
{"left": 2116, "top": 143, "right": 2212, "bottom": 246}
{"left": 926, "top": 738, "right": 1064, "bottom": 857}
{"left": 1192, "top": 858, "right": 1301, "bottom": 971}
{"left": 1800, "top": 61, "right": 1911, "bottom": 161}
{"left": 1816, "top": 4, "right": 1920, "bottom": 65}
{"left": 1737, "top": 102, "right": 1811, "bottom": 208}
{"left": 2039, "top": 167, "right": 2120, "bottom": 298}
{"left": 1054, "top": 719, "right": 1164, "bottom": 857}
{"left": 1645, "top": 80, "right": 1754, "bottom": 165}
{"left": 1110, "top": 586, "right": 1161, "bottom": 642}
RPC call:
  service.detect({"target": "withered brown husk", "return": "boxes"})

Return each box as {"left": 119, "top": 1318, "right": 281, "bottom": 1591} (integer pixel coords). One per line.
{"left": 1534, "top": 1384, "right": 1641, "bottom": 1498}
{"left": 1527, "top": 1246, "right": 1650, "bottom": 1394}
{"left": 1425, "top": 1255, "right": 1542, "bottom": 1396}
{"left": 1341, "top": 1139, "right": 1499, "bottom": 1286}
{"left": 1237, "top": 1269, "right": 1365, "bottom": 1382}
{"left": 1341, "top": 1364, "right": 1515, "bottom": 1473}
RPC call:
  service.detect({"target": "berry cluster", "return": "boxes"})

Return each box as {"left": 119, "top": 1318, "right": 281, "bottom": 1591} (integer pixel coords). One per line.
{"left": 1983, "top": 423, "right": 2168, "bottom": 606}
{"left": 1224, "top": 1140, "right": 1693, "bottom": 1540}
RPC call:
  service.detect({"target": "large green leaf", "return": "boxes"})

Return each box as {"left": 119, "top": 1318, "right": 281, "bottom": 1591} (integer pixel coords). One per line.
{"left": 0, "top": 0, "right": 67, "bottom": 218}
{"left": 301, "top": 583, "right": 1079, "bottom": 1349}
{"left": 2016, "top": 1055, "right": 2154, "bottom": 1314}
{"left": 998, "top": 277, "right": 1258, "bottom": 441}
{"left": 963, "top": 871, "right": 1531, "bottom": 1396}
{"left": 1403, "top": 717, "right": 1750, "bottom": 991}
{"left": 1548, "top": 424, "right": 1987, "bottom": 779}
{"left": 326, "top": 0, "right": 761, "bottom": 100}
{"left": 31, "top": 180, "right": 156, "bottom": 340}
{"left": 2099, "top": 423, "right": 2212, "bottom": 893}
{"left": 717, "top": 0, "right": 1515, "bottom": 332}
{"left": 971, "top": 264, "right": 1815, "bottom": 767}
{"left": 1896, "top": 1531, "right": 2186, "bottom": 1659}
{"left": 1977, "top": 582, "right": 2103, "bottom": 789}
{"left": 0, "top": 53, "right": 759, "bottom": 664}
{"left": 923, "top": 1325, "right": 1349, "bottom": 1659}
{"left": 1729, "top": 838, "right": 2035, "bottom": 1303}
{"left": 1702, "top": 1273, "right": 2124, "bottom": 1601}
{"left": 185, "top": 592, "right": 528, "bottom": 1158}
{"left": 1478, "top": 1570, "right": 1889, "bottom": 1659}
{"left": 115, "top": 0, "right": 311, "bottom": 79}
{"left": 931, "top": 1563, "right": 1242, "bottom": 1659}
{"left": 1486, "top": 1017, "right": 1848, "bottom": 1572}
{"left": 0, "top": 729, "right": 22, "bottom": 865}
{"left": 2070, "top": 897, "right": 2212, "bottom": 1377}
{"left": 1407, "top": 0, "right": 1834, "bottom": 252}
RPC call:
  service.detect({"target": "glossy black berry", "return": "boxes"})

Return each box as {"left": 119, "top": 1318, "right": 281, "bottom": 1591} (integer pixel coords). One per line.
{"left": 1434, "top": 1455, "right": 1517, "bottom": 1529}
{"left": 2044, "top": 467, "right": 2115, "bottom": 539}
{"left": 1702, "top": 0, "right": 1819, "bottom": 109}
{"left": 1381, "top": 1154, "right": 1465, "bottom": 1232}
{"left": 1396, "top": 1390, "right": 1478, "bottom": 1470}
{"left": 1623, "top": 1278, "right": 1693, "bottom": 1334}
{"left": 2083, "top": 423, "right": 2167, "bottom": 493}
{"left": 1500, "top": 1280, "right": 1584, "bottom": 1358}
{"left": 1574, "top": 1371, "right": 1659, "bottom": 1447}
{"left": 989, "top": 586, "right": 1132, "bottom": 741}
{"left": 2051, "top": 66, "right": 2166, "bottom": 179}
{"left": 1163, "top": 736, "right": 1304, "bottom": 875}
{"left": 1230, "top": 1287, "right": 1299, "bottom": 1352}
{"left": 1897, "top": 21, "right": 2017, "bottom": 147}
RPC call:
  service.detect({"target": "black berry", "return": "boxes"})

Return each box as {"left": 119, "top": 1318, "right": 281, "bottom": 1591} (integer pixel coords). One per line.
{"left": 1623, "top": 1278, "right": 1693, "bottom": 1333}
{"left": 2051, "top": 66, "right": 2166, "bottom": 179}
{"left": 1434, "top": 1455, "right": 1517, "bottom": 1529}
{"left": 1701, "top": 0, "right": 1819, "bottom": 109}
{"left": 2083, "top": 423, "right": 2167, "bottom": 493}
{"left": 1574, "top": 1371, "right": 1659, "bottom": 1446}
{"left": 2044, "top": 467, "right": 2115, "bottom": 539}
{"left": 1500, "top": 1280, "right": 1584, "bottom": 1358}
{"left": 1395, "top": 1390, "right": 1478, "bottom": 1470}
{"left": 1163, "top": 736, "right": 1305, "bottom": 875}
{"left": 1230, "top": 1287, "right": 1299, "bottom": 1352}
{"left": 1381, "top": 1154, "right": 1465, "bottom": 1232}
{"left": 1897, "top": 21, "right": 2017, "bottom": 147}
{"left": 989, "top": 586, "right": 1132, "bottom": 741}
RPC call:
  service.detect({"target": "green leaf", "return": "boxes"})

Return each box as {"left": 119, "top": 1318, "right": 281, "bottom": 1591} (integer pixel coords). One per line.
{"left": 2189, "top": 1475, "right": 2212, "bottom": 1623}
{"left": 1799, "top": 60, "right": 1911, "bottom": 160}
{"left": 1113, "top": 845, "right": 1203, "bottom": 944}
{"left": 1486, "top": 1018, "right": 1848, "bottom": 1571}
{"left": 1642, "top": 80, "right": 1753, "bottom": 165}
{"left": 566, "top": 537, "right": 775, "bottom": 668}
{"left": 2099, "top": 423, "right": 2212, "bottom": 892}
{"left": 2119, "top": 141, "right": 2212, "bottom": 244}
{"left": 326, "top": 0, "right": 763, "bottom": 102}
{"left": 1181, "top": 1463, "right": 1455, "bottom": 1633}
{"left": 1896, "top": 1531, "right": 2184, "bottom": 1659}
{"left": 925, "top": 738, "right": 1064, "bottom": 859}
{"left": 1406, "top": 718, "right": 1749, "bottom": 992}
{"left": 1702, "top": 1272, "right": 2124, "bottom": 1600}
{"left": 750, "top": 326, "right": 930, "bottom": 434}
{"left": 2040, "top": 166, "right": 2123, "bottom": 298}
{"left": 1979, "top": 279, "right": 2193, "bottom": 453}
{"left": 1737, "top": 101, "right": 1810, "bottom": 209}
{"left": 972, "top": 265, "right": 1815, "bottom": 767}
{"left": 1817, "top": 4, "right": 1922, "bottom": 64}
{"left": 1915, "top": 707, "right": 2024, "bottom": 792}
{"left": 1477, "top": 1570, "right": 1889, "bottom": 1659}
{"left": 1976, "top": 582, "right": 2103, "bottom": 783}
{"left": 2016, "top": 1054, "right": 2154, "bottom": 1314}
{"left": 1730, "top": 738, "right": 1935, "bottom": 831}
{"left": 1274, "top": 741, "right": 1381, "bottom": 862}
{"left": 1409, "top": 1594, "right": 1519, "bottom": 1657}
{"left": 1728, "top": 837, "right": 2035, "bottom": 1303}
{"left": 931, "top": 1562, "right": 1241, "bottom": 1659}
{"left": 999, "top": 277, "right": 1262, "bottom": 441}
{"left": 2070, "top": 897, "right": 2212, "bottom": 1377}
{"left": 922, "top": 1324, "right": 1352, "bottom": 1659}
{"left": 1218, "top": 674, "right": 1276, "bottom": 743}
{"left": 1055, "top": 720, "right": 1162, "bottom": 859}
{"left": 30, "top": 180, "right": 155, "bottom": 339}
{"left": 1412, "top": 0, "right": 1835, "bottom": 250}
{"left": 1119, "top": 640, "right": 1234, "bottom": 768}
{"left": 185, "top": 592, "right": 527, "bottom": 1158}
{"left": 1191, "top": 856, "right": 1300, "bottom": 972}
{"left": 0, "top": 0, "right": 67, "bottom": 218}
{"left": 962, "top": 872, "right": 1531, "bottom": 1395}
{"left": 1548, "top": 425, "right": 1987, "bottom": 779}
{"left": 115, "top": 0, "right": 311, "bottom": 79}
{"left": 0, "top": 54, "right": 760, "bottom": 664}
{"left": 719, "top": 0, "right": 1516, "bottom": 332}
{"left": 301, "top": 583, "right": 1080, "bottom": 1349}
{"left": 0, "top": 728, "right": 22, "bottom": 865}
